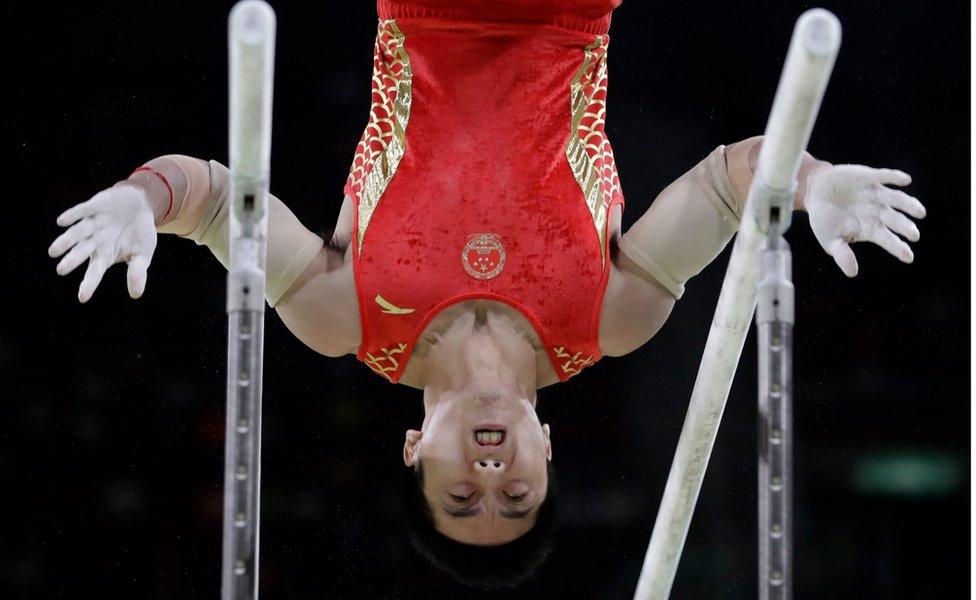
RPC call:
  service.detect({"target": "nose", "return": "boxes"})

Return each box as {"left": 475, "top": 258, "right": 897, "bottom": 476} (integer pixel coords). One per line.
{"left": 473, "top": 459, "right": 506, "bottom": 472}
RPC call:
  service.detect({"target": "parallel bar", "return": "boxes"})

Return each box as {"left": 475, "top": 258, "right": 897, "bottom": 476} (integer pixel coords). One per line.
{"left": 222, "top": 2, "right": 276, "bottom": 600}
{"left": 633, "top": 9, "right": 840, "bottom": 599}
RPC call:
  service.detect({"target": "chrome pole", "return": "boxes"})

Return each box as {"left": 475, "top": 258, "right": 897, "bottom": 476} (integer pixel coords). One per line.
{"left": 757, "top": 225, "right": 794, "bottom": 599}
{"left": 222, "top": 2, "right": 276, "bottom": 599}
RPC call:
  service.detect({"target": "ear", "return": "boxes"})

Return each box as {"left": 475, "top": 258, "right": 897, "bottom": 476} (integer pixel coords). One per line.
{"left": 403, "top": 429, "right": 422, "bottom": 467}
{"left": 542, "top": 423, "right": 552, "bottom": 461}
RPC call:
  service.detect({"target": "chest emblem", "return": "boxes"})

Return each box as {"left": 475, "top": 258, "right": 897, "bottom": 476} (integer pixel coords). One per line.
{"left": 462, "top": 233, "right": 506, "bottom": 280}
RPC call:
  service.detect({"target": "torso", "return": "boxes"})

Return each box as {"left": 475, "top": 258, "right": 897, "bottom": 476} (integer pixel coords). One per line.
{"left": 323, "top": 201, "right": 628, "bottom": 390}
{"left": 306, "top": 0, "right": 657, "bottom": 389}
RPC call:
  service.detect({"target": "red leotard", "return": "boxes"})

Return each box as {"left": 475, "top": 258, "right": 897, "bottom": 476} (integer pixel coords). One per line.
{"left": 345, "top": 0, "right": 625, "bottom": 384}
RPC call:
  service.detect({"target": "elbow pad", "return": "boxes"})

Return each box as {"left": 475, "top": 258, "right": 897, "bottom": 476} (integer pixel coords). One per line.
{"left": 175, "top": 159, "right": 324, "bottom": 307}
{"left": 618, "top": 145, "right": 745, "bottom": 299}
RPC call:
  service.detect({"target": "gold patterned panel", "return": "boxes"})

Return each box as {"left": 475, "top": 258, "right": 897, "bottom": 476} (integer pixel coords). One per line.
{"left": 553, "top": 346, "right": 596, "bottom": 378}
{"left": 345, "top": 20, "right": 414, "bottom": 252}
{"left": 364, "top": 343, "right": 408, "bottom": 382}
{"left": 565, "top": 36, "right": 622, "bottom": 263}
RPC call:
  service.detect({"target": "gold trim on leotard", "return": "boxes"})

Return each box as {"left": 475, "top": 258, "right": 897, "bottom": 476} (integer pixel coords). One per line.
{"left": 553, "top": 346, "right": 596, "bottom": 377}
{"left": 364, "top": 342, "right": 409, "bottom": 381}
{"left": 375, "top": 294, "right": 415, "bottom": 315}
{"left": 566, "top": 36, "right": 622, "bottom": 263}
{"left": 347, "top": 20, "right": 414, "bottom": 252}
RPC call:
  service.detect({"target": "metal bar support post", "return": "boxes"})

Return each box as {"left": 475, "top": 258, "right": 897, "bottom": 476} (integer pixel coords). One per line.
{"left": 222, "top": 2, "right": 276, "bottom": 599}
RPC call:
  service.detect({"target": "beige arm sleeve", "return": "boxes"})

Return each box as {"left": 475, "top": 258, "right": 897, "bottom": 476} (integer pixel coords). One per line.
{"left": 618, "top": 144, "right": 748, "bottom": 299}
{"left": 157, "top": 155, "right": 324, "bottom": 308}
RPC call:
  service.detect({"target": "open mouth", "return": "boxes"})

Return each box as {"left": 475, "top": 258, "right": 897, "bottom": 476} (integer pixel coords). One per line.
{"left": 474, "top": 428, "right": 506, "bottom": 446}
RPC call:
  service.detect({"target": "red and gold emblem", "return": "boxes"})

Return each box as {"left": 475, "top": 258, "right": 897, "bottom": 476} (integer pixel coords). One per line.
{"left": 462, "top": 233, "right": 506, "bottom": 280}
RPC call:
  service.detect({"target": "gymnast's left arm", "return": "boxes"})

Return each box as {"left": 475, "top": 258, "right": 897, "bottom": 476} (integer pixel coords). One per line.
{"left": 604, "top": 136, "right": 926, "bottom": 355}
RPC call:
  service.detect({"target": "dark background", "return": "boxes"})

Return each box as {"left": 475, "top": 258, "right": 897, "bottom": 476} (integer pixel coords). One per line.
{"left": 4, "top": 1, "right": 969, "bottom": 598}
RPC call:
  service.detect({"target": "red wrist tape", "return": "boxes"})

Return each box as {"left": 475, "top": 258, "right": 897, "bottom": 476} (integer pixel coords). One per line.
{"left": 130, "top": 165, "right": 174, "bottom": 220}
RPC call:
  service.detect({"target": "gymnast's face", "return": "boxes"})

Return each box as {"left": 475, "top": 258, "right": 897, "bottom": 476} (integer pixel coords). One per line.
{"left": 403, "top": 390, "right": 551, "bottom": 545}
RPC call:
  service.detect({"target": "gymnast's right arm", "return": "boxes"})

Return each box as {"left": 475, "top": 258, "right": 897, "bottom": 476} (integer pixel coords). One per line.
{"left": 48, "top": 155, "right": 359, "bottom": 356}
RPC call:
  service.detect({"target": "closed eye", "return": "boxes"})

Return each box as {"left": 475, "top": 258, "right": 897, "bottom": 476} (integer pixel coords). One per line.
{"left": 450, "top": 493, "right": 472, "bottom": 503}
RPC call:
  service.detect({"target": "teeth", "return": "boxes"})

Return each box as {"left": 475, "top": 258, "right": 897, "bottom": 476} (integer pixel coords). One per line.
{"left": 476, "top": 431, "right": 503, "bottom": 445}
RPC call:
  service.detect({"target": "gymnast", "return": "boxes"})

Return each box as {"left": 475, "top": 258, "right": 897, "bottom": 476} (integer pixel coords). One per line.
{"left": 47, "top": 0, "right": 925, "bottom": 588}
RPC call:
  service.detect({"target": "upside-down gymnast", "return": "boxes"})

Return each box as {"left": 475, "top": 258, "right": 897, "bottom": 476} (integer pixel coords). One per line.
{"left": 47, "top": 0, "right": 926, "bottom": 589}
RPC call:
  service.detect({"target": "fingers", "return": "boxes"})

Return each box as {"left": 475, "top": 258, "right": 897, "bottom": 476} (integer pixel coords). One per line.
{"left": 48, "top": 218, "right": 96, "bottom": 258}
{"left": 56, "top": 194, "right": 106, "bottom": 227}
{"left": 78, "top": 252, "right": 113, "bottom": 303}
{"left": 880, "top": 208, "right": 920, "bottom": 242}
{"left": 881, "top": 188, "right": 927, "bottom": 219}
{"left": 126, "top": 255, "right": 149, "bottom": 299}
{"left": 56, "top": 238, "right": 97, "bottom": 276}
{"left": 827, "top": 239, "right": 859, "bottom": 278}
{"left": 865, "top": 167, "right": 912, "bottom": 187}
{"left": 868, "top": 227, "right": 914, "bottom": 264}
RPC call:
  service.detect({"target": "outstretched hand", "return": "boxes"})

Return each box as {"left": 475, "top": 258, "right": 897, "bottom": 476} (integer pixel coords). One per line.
{"left": 804, "top": 164, "right": 925, "bottom": 277}
{"left": 48, "top": 184, "right": 157, "bottom": 303}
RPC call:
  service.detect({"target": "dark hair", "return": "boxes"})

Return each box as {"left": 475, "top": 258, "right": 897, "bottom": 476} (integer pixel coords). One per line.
{"left": 402, "top": 460, "right": 557, "bottom": 589}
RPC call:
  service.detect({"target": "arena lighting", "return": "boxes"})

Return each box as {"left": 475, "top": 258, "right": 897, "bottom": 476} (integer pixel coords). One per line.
{"left": 852, "top": 451, "right": 964, "bottom": 498}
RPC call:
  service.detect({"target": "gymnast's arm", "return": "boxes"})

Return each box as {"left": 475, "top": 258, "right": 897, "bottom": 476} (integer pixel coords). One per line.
{"left": 49, "top": 155, "right": 361, "bottom": 357}
{"left": 602, "top": 135, "right": 924, "bottom": 357}
{"left": 272, "top": 195, "right": 362, "bottom": 357}
{"left": 599, "top": 137, "right": 827, "bottom": 357}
